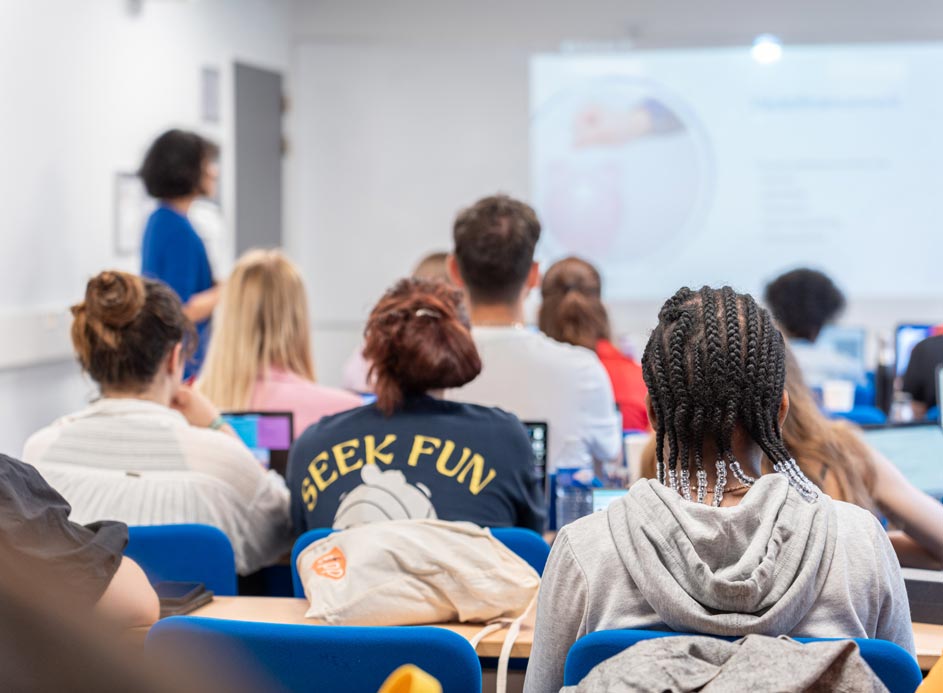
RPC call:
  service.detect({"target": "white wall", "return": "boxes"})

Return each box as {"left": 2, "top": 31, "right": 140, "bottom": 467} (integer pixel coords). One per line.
{"left": 0, "top": 0, "right": 294, "bottom": 455}
{"left": 289, "top": 0, "right": 943, "bottom": 383}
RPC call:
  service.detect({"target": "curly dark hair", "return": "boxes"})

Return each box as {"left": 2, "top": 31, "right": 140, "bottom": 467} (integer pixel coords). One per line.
{"left": 138, "top": 129, "right": 218, "bottom": 200}
{"left": 763, "top": 268, "right": 846, "bottom": 342}
{"left": 452, "top": 195, "right": 541, "bottom": 305}
{"left": 641, "top": 286, "right": 817, "bottom": 505}
{"left": 363, "top": 278, "right": 481, "bottom": 415}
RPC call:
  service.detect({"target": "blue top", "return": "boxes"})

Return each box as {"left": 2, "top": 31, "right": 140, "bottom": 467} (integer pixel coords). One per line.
{"left": 286, "top": 395, "right": 546, "bottom": 534}
{"left": 141, "top": 205, "right": 214, "bottom": 378}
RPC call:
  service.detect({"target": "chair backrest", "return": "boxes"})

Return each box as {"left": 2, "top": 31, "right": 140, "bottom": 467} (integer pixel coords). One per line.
{"left": 290, "top": 525, "right": 550, "bottom": 598}
{"left": 489, "top": 527, "right": 550, "bottom": 575}
{"left": 147, "top": 616, "right": 481, "bottom": 693}
{"left": 563, "top": 630, "right": 922, "bottom": 693}
{"left": 126, "top": 524, "right": 238, "bottom": 596}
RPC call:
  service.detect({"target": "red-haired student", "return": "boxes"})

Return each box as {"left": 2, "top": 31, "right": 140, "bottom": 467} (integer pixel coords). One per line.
{"left": 286, "top": 278, "right": 546, "bottom": 534}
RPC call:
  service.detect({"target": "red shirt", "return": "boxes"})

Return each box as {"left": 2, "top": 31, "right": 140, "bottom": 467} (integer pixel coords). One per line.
{"left": 596, "top": 339, "right": 650, "bottom": 431}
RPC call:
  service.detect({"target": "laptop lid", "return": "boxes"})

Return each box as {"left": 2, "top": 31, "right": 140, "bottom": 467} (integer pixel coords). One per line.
{"left": 862, "top": 422, "right": 943, "bottom": 497}
{"left": 221, "top": 411, "right": 294, "bottom": 476}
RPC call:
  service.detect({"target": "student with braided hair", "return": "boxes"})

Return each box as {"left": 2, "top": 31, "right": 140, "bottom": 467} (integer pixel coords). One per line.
{"left": 524, "top": 286, "right": 913, "bottom": 693}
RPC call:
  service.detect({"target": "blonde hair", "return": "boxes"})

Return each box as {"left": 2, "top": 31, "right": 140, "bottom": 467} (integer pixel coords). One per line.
{"left": 198, "top": 249, "right": 315, "bottom": 409}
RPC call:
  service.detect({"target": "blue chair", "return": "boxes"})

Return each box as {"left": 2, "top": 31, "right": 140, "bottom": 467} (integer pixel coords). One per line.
{"left": 490, "top": 527, "right": 550, "bottom": 575}
{"left": 290, "top": 526, "right": 551, "bottom": 598}
{"left": 147, "top": 616, "right": 481, "bottom": 693}
{"left": 926, "top": 406, "right": 940, "bottom": 422}
{"left": 563, "top": 630, "right": 922, "bottom": 693}
{"left": 125, "top": 524, "right": 237, "bottom": 596}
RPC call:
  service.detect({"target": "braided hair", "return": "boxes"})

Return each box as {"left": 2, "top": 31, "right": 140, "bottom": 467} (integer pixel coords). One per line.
{"left": 641, "top": 286, "right": 818, "bottom": 504}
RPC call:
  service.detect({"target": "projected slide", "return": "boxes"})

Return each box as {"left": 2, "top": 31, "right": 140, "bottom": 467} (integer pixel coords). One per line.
{"left": 531, "top": 45, "right": 943, "bottom": 300}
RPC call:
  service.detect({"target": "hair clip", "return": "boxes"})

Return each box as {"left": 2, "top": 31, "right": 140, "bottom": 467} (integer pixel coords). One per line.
{"left": 415, "top": 308, "right": 441, "bottom": 319}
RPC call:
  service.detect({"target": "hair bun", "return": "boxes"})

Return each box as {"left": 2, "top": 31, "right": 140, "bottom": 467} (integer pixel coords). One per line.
{"left": 84, "top": 271, "right": 146, "bottom": 328}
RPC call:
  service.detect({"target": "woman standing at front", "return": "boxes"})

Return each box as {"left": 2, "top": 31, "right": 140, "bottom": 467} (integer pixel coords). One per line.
{"left": 140, "top": 129, "right": 220, "bottom": 377}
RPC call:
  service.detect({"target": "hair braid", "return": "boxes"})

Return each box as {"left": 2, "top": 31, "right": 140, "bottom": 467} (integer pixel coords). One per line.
{"left": 642, "top": 285, "right": 818, "bottom": 505}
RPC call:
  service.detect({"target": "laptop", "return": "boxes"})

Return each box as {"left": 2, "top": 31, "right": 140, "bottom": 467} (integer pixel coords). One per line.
{"left": 862, "top": 422, "right": 943, "bottom": 497}
{"left": 222, "top": 411, "right": 294, "bottom": 476}
{"left": 895, "top": 323, "right": 932, "bottom": 377}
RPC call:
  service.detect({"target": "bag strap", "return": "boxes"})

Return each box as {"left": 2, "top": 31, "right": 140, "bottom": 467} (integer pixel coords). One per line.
{"left": 468, "top": 594, "right": 538, "bottom": 693}
{"left": 495, "top": 594, "right": 537, "bottom": 693}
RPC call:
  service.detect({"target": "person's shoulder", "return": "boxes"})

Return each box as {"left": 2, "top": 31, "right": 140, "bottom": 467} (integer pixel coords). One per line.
{"left": 555, "top": 508, "right": 617, "bottom": 565}
{"left": 914, "top": 334, "right": 943, "bottom": 358}
{"left": 523, "top": 331, "right": 606, "bottom": 370}
{"left": 829, "top": 498, "right": 885, "bottom": 546}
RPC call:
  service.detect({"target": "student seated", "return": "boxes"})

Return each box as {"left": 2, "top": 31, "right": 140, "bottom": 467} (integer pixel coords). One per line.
{"left": 287, "top": 278, "right": 545, "bottom": 533}
{"left": 524, "top": 287, "right": 913, "bottom": 693}
{"left": 764, "top": 267, "right": 864, "bottom": 388}
{"left": 1, "top": 453, "right": 158, "bottom": 631}
{"left": 639, "top": 346, "right": 943, "bottom": 568}
{"left": 23, "top": 271, "right": 291, "bottom": 575}
{"left": 902, "top": 331, "right": 943, "bottom": 419}
{"left": 198, "top": 249, "right": 361, "bottom": 437}
{"left": 446, "top": 195, "right": 621, "bottom": 471}
{"left": 538, "top": 257, "right": 649, "bottom": 431}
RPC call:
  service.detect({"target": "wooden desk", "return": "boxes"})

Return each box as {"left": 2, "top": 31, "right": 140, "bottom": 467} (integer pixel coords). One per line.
{"left": 188, "top": 597, "right": 535, "bottom": 659}
{"left": 171, "top": 597, "right": 943, "bottom": 671}
{"left": 914, "top": 622, "right": 943, "bottom": 670}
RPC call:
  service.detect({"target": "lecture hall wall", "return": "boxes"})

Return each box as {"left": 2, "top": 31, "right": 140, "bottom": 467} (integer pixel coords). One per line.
{"left": 3, "top": 0, "right": 943, "bottom": 454}
{"left": 0, "top": 0, "right": 293, "bottom": 454}
{"left": 290, "top": 0, "right": 943, "bottom": 384}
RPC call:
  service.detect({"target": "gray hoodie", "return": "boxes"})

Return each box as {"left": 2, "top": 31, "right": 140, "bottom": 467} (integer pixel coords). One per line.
{"left": 524, "top": 474, "right": 914, "bottom": 693}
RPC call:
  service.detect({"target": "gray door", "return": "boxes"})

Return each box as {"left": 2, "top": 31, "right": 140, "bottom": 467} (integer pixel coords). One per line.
{"left": 234, "top": 62, "right": 283, "bottom": 254}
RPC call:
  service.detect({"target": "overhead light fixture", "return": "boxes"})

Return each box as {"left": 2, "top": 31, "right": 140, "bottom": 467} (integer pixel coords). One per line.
{"left": 751, "top": 34, "right": 783, "bottom": 64}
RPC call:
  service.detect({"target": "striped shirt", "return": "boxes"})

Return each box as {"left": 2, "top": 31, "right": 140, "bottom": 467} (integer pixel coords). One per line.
{"left": 23, "top": 398, "right": 291, "bottom": 575}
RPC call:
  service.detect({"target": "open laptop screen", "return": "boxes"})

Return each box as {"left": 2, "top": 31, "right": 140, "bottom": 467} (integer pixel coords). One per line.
{"left": 862, "top": 423, "right": 943, "bottom": 497}
{"left": 222, "top": 411, "right": 294, "bottom": 476}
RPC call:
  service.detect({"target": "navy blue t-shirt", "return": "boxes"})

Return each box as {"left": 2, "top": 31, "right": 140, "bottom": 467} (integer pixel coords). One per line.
{"left": 286, "top": 395, "right": 546, "bottom": 534}
{"left": 141, "top": 205, "right": 214, "bottom": 377}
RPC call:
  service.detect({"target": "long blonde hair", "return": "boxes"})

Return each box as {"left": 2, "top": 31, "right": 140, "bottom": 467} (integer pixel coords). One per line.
{"left": 198, "top": 249, "right": 315, "bottom": 409}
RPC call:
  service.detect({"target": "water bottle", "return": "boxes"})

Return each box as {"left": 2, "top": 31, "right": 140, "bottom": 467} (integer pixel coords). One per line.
{"left": 555, "top": 467, "right": 594, "bottom": 528}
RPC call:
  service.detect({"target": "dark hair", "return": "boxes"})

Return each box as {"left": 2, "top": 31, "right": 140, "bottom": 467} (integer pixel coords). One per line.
{"left": 138, "top": 129, "right": 219, "bottom": 200}
{"left": 763, "top": 268, "right": 845, "bottom": 342}
{"left": 71, "top": 271, "right": 195, "bottom": 391}
{"left": 538, "top": 257, "right": 611, "bottom": 350}
{"left": 452, "top": 194, "right": 541, "bottom": 304}
{"left": 363, "top": 278, "right": 482, "bottom": 415}
{"left": 641, "top": 286, "right": 817, "bottom": 505}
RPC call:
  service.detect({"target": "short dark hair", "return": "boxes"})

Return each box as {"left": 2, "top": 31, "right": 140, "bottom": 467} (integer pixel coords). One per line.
{"left": 138, "top": 129, "right": 218, "bottom": 200}
{"left": 452, "top": 195, "right": 541, "bottom": 305}
{"left": 363, "top": 278, "right": 481, "bottom": 415}
{"left": 71, "top": 271, "right": 196, "bottom": 391}
{"left": 763, "top": 268, "right": 845, "bottom": 342}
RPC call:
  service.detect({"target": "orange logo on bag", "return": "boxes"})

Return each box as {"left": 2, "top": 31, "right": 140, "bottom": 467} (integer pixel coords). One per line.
{"left": 311, "top": 546, "right": 346, "bottom": 580}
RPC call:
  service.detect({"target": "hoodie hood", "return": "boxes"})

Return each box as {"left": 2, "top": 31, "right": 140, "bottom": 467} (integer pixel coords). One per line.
{"left": 608, "top": 473, "right": 837, "bottom": 636}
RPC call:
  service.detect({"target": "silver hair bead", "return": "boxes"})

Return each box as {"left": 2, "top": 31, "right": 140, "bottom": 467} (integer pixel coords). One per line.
{"left": 729, "top": 460, "right": 756, "bottom": 487}
{"left": 712, "top": 458, "right": 727, "bottom": 507}
{"left": 696, "top": 469, "right": 708, "bottom": 504}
